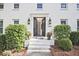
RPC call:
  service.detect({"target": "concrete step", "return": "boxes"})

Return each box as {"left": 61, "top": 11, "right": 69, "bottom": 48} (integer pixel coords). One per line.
{"left": 27, "top": 38, "right": 53, "bottom": 56}
{"left": 29, "top": 43, "right": 50, "bottom": 46}
{"left": 29, "top": 40, "right": 51, "bottom": 42}
{"left": 29, "top": 41, "right": 51, "bottom": 44}
{"left": 28, "top": 45, "right": 50, "bottom": 48}
{"left": 29, "top": 39, "right": 51, "bottom": 42}
{"left": 28, "top": 47, "right": 50, "bottom": 50}
{"left": 29, "top": 43, "right": 51, "bottom": 45}
{"left": 27, "top": 52, "right": 51, "bottom": 56}
{"left": 27, "top": 49, "right": 50, "bottom": 53}
{"left": 31, "top": 37, "right": 47, "bottom": 40}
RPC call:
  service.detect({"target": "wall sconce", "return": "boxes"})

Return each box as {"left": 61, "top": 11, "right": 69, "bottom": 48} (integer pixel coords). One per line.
{"left": 28, "top": 18, "right": 30, "bottom": 25}
{"left": 48, "top": 18, "right": 52, "bottom": 27}
{"left": 48, "top": 18, "right": 51, "bottom": 25}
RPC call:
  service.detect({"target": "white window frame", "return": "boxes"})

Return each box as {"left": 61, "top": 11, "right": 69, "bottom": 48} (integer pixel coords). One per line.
{"left": 13, "top": 19, "right": 19, "bottom": 24}
{"left": 61, "top": 3, "right": 67, "bottom": 8}
{"left": 14, "top": 3, "right": 19, "bottom": 9}
{"left": 0, "top": 19, "right": 3, "bottom": 34}
{"left": 60, "top": 19, "right": 68, "bottom": 25}
{"left": 0, "top": 3, "right": 4, "bottom": 9}
{"left": 37, "top": 3, "right": 43, "bottom": 10}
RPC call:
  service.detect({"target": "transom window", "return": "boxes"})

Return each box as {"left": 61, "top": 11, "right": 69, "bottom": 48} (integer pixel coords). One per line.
{"left": 37, "top": 3, "right": 43, "bottom": 9}
{"left": 14, "top": 3, "right": 19, "bottom": 9}
{"left": 0, "top": 3, "right": 4, "bottom": 9}
{"left": 61, "top": 3, "right": 67, "bottom": 8}
{"left": 13, "top": 19, "right": 19, "bottom": 24}
{"left": 0, "top": 20, "right": 3, "bottom": 33}
{"left": 61, "top": 19, "right": 68, "bottom": 24}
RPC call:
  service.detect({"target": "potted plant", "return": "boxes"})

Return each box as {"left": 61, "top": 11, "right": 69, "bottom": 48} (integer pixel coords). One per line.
{"left": 47, "top": 32, "right": 52, "bottom": 40}
{"left": 27, "top": 31, "right": 32, "bottom": 39}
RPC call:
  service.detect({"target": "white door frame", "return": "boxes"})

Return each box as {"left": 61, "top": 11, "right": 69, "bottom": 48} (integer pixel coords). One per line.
{"left": 30, "top": 13, "right": 49, "bottom": 37}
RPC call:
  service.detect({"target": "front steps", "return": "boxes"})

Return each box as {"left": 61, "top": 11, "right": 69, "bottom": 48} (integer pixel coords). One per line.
{"left": 27, "top": 38, "right": 53, "bottom": 56}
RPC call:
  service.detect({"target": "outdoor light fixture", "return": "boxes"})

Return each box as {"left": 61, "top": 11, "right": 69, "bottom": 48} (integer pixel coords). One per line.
{"left": 48, "top": 18, "right": 51, "bottom": 25}
{"left": 48, "top": 18, "right": 52, "bottom": 27}
{"left": 28, "top": 18, "right": 30, "bottom": 25}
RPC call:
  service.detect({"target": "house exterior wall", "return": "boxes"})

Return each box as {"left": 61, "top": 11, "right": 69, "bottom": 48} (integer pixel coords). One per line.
{"left": 0, "top": 3, "right": 79, "bottom": 36}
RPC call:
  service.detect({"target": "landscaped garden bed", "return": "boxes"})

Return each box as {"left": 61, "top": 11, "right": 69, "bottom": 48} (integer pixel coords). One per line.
{"left": 50, "top": 45, "right": 79, "bottom": 56}
{"left": 0, "top": 24, "right": 29, "bottom": 56}
{"left": 51, "top": 24, "right": 79, "bottom": 56}
{"left": 0, "top": 48, "right": 27, "bottom": 56}
{"left": 11, "top": 48, "right": 27, "bottom": 56}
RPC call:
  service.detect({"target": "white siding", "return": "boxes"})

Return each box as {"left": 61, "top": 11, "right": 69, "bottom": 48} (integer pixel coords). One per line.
{"left": 0, "top": 3, "right": 78, "bottom": 36}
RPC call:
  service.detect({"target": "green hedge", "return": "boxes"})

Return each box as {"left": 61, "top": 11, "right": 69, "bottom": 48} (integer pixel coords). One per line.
{"left": 0, "top": 34, "right": 6, "bottom": 51}
{"left": 5, "top": 24, "right": 27, "bottom": 51}
{"left": 54, "top": 25, "right": 71, "bottom": 40}
{"left": 58, "top": 38, "right": 73, "bottom": 51}
{"left": 70, "top": 31, "right": 79, "bottom": 45}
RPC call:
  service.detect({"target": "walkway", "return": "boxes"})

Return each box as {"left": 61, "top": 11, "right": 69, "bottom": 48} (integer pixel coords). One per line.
{"left": 27, "top": 52, "right": 51, "bottom": 56}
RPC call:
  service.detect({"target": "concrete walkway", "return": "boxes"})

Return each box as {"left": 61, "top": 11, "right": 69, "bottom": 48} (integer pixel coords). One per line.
{"left": 27, "top": 52, "right": 51, "bottom": 56}
{"left": 26, "top": 37, "right": 54, "bottom": 56}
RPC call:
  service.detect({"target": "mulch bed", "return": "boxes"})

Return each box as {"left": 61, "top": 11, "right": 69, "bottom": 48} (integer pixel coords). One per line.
{"left": 0, "top": 48, "right": 27, "bottom": 56}
{"left": 50, "top": 45, "right": 79, "bottom": 56}
{"left": 11, "top": 48, "right": 27, "bottom": 56}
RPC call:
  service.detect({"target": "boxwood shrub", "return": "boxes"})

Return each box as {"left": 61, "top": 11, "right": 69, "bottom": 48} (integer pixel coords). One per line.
{"left": 70, "top": 31, "right": 79, "bottom": 45}
{"left": 5, "top": 24, "right": 27, "bottom": 51}
{"left": 0, "top": 34, "right": 6, "bottom": 51}
{"left": 58, "top": 38, "right": 73, "bottom": 51}
{"left": 54, "top": 25, "right": 71, "bottom": 40}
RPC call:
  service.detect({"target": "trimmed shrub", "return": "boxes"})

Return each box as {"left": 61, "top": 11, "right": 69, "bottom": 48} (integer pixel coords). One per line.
{"left": 58, "top": 38, "right": 73, "bottom": 51}
{"left": 70, "top": 31, "right": 79, "bottom": 45}
{"left": 5, "top": 24, "right": 27, "bottom": 51}
{"left": 54, "top": 25, "right": 71, "bottom": 40}
{"left": 0, "top": 34, "right": 6, "bottom": 51}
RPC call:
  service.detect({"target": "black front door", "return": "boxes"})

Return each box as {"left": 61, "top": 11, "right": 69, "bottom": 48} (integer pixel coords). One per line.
{"left": 33, "top": 17, "right": 46, "bottom": 36}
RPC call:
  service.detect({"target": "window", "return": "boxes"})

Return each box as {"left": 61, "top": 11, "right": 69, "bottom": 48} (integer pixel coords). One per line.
{"left": 14, "top": 21, "right": 19, "bottom": 24}
{"left": 14, "top": 3, "right": 19, "bottom": 9}
{"left": 37, "top": 3, "right": 42, "bottom": 9}
{"left": 77, "top": 3, "right": 79, "bottom": 8}
{"left": 61, "top": 3, "right": 67, "bottom": 8}
{"left": 61, "top": 19, "right": 67, "bottom": 24}
{"left": 77, "top": 19, "right": 79, "bottom": 30}
{"left": 13, "top": 19, "right": 19, "bottom": 24}
{"left": 0, "top": 20, "right": 3, "bottom": 33}
{"left": 0, "top": 3, "right": 4, "bottom": 9}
